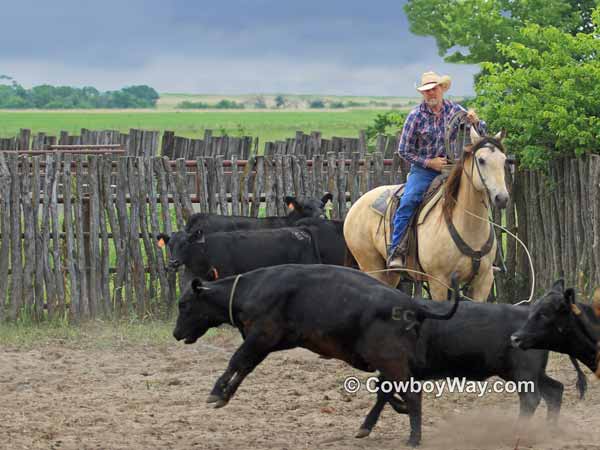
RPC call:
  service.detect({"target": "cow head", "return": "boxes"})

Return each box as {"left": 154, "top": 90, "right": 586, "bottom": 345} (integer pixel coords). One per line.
{"left": 511, "top": 280, "right": 600, "bottom": 376}
{"left": 159, "top": 229, "right": 212, "bottom": 275}
{"left": 173, "top": 277, "right": 222, "bottom": 344}
{"left": 285, "top": 193, "right": 333, "bottom": 221}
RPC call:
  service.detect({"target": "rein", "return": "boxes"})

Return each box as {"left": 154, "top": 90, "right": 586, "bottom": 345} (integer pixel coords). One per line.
{"left": 443, "top": 138, "right": 505, "bottom": 291}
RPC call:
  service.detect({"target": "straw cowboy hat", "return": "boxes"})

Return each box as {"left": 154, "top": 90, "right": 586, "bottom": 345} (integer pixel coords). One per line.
{"left": 416, "top": 71, "right": 452, "bottom": 92}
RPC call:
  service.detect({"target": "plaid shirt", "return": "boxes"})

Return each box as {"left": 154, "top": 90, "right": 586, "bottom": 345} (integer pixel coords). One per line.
{"left": 397, "top": 99, "right": 487, "bottom": 168}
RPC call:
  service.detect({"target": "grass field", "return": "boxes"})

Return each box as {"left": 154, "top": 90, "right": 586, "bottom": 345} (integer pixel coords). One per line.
{"left": 0, "top": 109, "right": 388, "bottom": 143}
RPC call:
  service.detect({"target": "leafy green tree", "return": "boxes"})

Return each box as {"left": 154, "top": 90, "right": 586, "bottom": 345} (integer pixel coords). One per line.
{"left": 309, "top": 99, "right": 325, "bottom": 109}
{"left": 405, "top": 0, "right": 598, "bottom": 64}
{"left": 365, "top": 111, "right": 407, "bottom": 143}
{"left": 215, "top": 100, "right": 244, "bottom": 109}
{"left": 473, "top": 9, "right": 600, "bottom": 167}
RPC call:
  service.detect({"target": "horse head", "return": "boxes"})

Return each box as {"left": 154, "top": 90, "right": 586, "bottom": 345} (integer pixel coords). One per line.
{"left": 467, "top": 127, "right": 509, "bottom": 209}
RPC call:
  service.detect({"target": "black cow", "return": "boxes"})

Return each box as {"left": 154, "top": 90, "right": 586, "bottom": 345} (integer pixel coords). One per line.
{"left": 511, "top": 279, "right": 600, "bottom": 378}
{"left": 173, "top": 265, "right": 460, "bottom": 447}
{"left": 184, "top": 193, "right": 333, "bottom": 234}
{"left": 358, "top": 299, "right": 587, "bottom": 438}
{"left": 294, "top": 217, "right": 349, "bottom": 266}
{"left": 157, "top": 227, "right": 321, "bottom": 283}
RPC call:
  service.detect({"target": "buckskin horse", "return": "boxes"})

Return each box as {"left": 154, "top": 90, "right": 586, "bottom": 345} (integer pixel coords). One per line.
{"left": 343, "top": 127, "right": 509, "bottom": 301}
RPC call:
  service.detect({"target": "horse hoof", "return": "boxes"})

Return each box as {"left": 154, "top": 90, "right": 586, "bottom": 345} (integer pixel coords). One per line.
{"left": 206, "top": 394, "right": 221, "bottom": 404}
{"left": 355, "top": 428, "right": 371, "bottom": 438}
{"left": 213, "top": 399, "right": 228, "bottom": 408}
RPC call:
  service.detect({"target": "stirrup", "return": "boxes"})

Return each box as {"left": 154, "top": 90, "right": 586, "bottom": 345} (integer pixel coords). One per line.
{"left": 386, "top": 248, "right": 405, "bottom": 269}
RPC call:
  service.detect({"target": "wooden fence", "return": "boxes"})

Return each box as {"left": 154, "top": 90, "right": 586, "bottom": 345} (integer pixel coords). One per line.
{"left": 0, "top": 148, "right": 413, "bottom": 322}
{"left": 0, "top": 128, "right": 401, "bottom": 159}
{"left": 0, "top": 128, "right": 598, "bottom": 322}
{"left": 499, "top": 155, "right": 600, "bottom": 302}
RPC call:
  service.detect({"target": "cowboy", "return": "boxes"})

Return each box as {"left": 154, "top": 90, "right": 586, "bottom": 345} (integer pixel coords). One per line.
{"left": 387, "top": 71, "right": 487, "bottom": 269}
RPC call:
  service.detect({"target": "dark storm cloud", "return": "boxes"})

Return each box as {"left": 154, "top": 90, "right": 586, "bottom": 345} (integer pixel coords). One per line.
{"left": 0, "top": 0, "right": 479, "bottom": 95}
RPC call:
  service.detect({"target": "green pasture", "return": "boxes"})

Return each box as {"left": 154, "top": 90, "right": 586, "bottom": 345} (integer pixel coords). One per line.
{"left": 0, "top": 109, "right": 387, "bottom": 144}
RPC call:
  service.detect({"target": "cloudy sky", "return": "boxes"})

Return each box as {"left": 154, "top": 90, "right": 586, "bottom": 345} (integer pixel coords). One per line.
{"left": 1, "top": 0, "right": 480, "bottom": 96}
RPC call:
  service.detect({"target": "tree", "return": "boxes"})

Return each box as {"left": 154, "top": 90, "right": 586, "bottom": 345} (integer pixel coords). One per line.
{"left": 473, "top": 8, "right": 600, "bottom": 168}
{"left": 274, "top": 95, "right": 286, "bottom": 108}
{"left": 122, "top": 85, "right": 159, "bottom": 106}
{"left": 404, "top": 0, "right": 598, "bottom": 64}
{"left": 365, "top": 111, "right": 407, "bottom": 143}
{"left": 309, "top": 99, "right": 325, "bottom": 109}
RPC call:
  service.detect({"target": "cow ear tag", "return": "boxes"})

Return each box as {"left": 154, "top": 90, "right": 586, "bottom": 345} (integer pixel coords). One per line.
{"left": 288, "top": 203, "right": 295, "bottom": 211}
{"left": 157, "top": 238, "right": 165, "bottom": 248}
{"left": 570, "top": 303, "right": 582, "bottom": 316}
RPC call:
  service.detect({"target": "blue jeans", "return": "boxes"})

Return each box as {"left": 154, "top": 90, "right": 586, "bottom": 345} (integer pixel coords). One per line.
{"left": 390, "top": 164, "right": 439, "bottom": 251}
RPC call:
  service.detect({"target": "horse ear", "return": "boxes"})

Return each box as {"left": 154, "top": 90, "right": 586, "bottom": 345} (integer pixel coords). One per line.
{"left": 494, "top": 128, "right": 507, "bottom": 141}
{"left": 470, "top": 126, "right": 482, "bottom": 145}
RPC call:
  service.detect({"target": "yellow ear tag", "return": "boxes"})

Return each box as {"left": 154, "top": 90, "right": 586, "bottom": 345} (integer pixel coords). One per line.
{"left": 157, "top": 238, "right": 165, "bottom": 248}
{"left": 571, "top": 303, "right": 582, "bottom": 316}
{"left": 288, "top": 203, "right": 295, "bottom": 211}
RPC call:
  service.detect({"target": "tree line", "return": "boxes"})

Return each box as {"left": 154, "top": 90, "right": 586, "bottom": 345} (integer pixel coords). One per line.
{"left": 0, "top": 78, "right": 159, "bottom": 109}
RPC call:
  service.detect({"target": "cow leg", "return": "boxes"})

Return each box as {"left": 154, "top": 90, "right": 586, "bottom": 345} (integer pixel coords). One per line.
{"left": 357, "top": 378, "right": 408, "bottom": 438}
{"left": 398, "top": 390, "right": 422, "bottom": 447}
{"left": 516, "top": 381, "right": 541, "bottom": 420}
{"left": 207, "top": 367, "right": 236, "bottom": 404}
{"left": 357, "top": 390, "right": 388, "bottom": 438}
{"left": 538, "top": 375, "right": 563, "bottom": 425}
{"left": 208, "top": 334, "right": 272, "bottom": 407}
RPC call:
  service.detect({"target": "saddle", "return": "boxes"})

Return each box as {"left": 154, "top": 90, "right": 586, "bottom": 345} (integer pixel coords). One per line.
{"left": 370, "top": 173, "right": 449, "bottom": 281}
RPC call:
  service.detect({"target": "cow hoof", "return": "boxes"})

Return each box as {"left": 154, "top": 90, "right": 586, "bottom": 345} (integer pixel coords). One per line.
{"left": 355, "top": 428, "right": 371, "bottom": 438}
{"left": 405, "top": 437, "right": 420, "bottom": 447}
{"left": 213, "top": 399, "right": 228, "bottom": 408}
{"left": 206, "top": 394, "right": 221, "bottom": 404}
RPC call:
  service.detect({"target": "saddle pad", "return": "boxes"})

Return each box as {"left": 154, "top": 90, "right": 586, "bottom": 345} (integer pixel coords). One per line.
{"left": 370, "top": 185, "right": 404, "bottom": 217}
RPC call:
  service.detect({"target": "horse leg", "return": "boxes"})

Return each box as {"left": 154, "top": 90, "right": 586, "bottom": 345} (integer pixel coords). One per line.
{"left": 427, "top": 277, "right": 449, "bottom": 301}
{"left": 355, "top": 246, "right": 401, "bottom": 288}
{"left": 468, "top": 269, "right": 495, "bottom": 302}
{"left": 413, "top": 281, "right": 423, "bottom": 297}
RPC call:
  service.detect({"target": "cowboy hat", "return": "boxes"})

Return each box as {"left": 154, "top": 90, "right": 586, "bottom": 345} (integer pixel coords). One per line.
{"left": 416, "top": 71, "right": 452, "bottom": 92}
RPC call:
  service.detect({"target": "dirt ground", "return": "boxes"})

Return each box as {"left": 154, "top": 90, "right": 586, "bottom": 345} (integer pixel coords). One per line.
{"left": 2, "top": 326, "right": 600, "bottom": 450}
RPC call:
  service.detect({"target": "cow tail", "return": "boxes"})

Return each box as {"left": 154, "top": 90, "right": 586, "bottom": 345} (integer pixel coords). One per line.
{"left": 417, "top": 272, "right": 460, "bottom": 321}
{"left": 569, "top": 355, "right": 587, "bottom": 399}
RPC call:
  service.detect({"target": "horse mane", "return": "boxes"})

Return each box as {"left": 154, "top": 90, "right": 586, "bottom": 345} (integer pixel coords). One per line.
{"left": 441, "top": 135, "right": 506, "bottom": 220}
{"left": 442, "top": 154, "right": 470, "bottom": 220}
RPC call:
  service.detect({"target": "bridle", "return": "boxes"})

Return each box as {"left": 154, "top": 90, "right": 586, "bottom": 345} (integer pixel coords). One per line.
{"left": 460, "top": 136, "right": 506, "bottom": 207}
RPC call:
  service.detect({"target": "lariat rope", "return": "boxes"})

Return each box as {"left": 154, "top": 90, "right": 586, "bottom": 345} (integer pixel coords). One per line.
{"left": 229, "top": 274, "right": 242, "bottom": 326}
